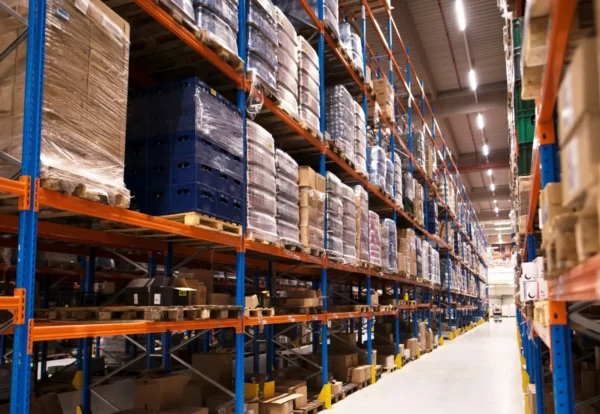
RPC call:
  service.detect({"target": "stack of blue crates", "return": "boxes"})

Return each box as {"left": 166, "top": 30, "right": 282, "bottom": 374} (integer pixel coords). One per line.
{"left": 247, "top": 0, "right": 278, "bottom": 95}
{"left": 125, "top": 77, "right": 243, "bottom": 224}
{"left": 427, "top": 200, "right": 438, "bottom": 235}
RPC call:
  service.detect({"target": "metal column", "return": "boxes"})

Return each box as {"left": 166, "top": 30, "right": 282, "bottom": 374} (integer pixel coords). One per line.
{"left": 146, "top": 253, "right": 156, "bottom": 369}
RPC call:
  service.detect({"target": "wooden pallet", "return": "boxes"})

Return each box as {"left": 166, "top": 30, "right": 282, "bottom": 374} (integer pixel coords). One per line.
{"left": 340, "top": 383, "right": 358, "bottom": 397}
{"left": 244, "top": 307, "right": 275, "bottom": 318}
{"left": 246, "top": 228, "right": 279, "bottom": 245}
{"left": 40, "top": 175, "right": 130, "bottom": 208}
{"left": 277, "top": 306, "right": 324, "bottom": 316}
{"left": 154, "top": 0, "right": 197, "bottom": 32}
{"left": 161, "top": 212, "right": 242, "bottom": 235}
{"left": 293, "top": 400, "right": 324, "bottom": 414}
{"left": 299, "top": 119, "right": 323, "bottom": 140}
{"left": 352, "top": 379, "right": 371, "bottom": 390}
{"left": 280, "top": 239, "right": 304, "bottom": 252}
{"left": 369, "top": 263, "right": 382, "bottom": 272}
{"left": 382, "top": 365, "right": 397, "bottom": 373}
{"left": 37, "top": 305, "right": 241, "bottom": 322}
{"left": 375, "top": 365, "right": 382, "bottom": 381}
{"left": 303, "top": 245, "right": 326, "bottom": 258}
{"left": 329, "top": 305, "right": 370, "bottom": 313}
{"left": 331, "top": 392, "right": 344, "bottom": 404}
{"left": 357, "top": 260, "right": 369, "bottom": 269}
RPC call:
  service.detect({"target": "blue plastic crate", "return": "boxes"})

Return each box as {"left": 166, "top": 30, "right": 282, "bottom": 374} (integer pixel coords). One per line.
{"left": 147, "top": 135, "right": 172, "bottom": 159}
{"left": 124, "top": 165, "right": 146, "bottom": 190}
{"left": 145, "top": 186, "right": 170, "bottom": 216}
{"left": 169, "top": 182, "right": 242, "bottom": 223}
{"left": 125, "top": 142, "right": 147, "bottom": 164}
{"left": 147, "top": 160, "right": 171, "bottom": 187}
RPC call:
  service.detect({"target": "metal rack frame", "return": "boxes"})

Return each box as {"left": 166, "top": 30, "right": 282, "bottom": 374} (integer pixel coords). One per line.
{"left": 0, "top": 0, "right": 489, "bottom": 412}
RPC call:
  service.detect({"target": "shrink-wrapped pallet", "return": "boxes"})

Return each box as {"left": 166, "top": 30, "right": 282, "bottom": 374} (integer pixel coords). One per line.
{"left": 369, "top": 211, "right": 382, "bottom": 266}
{"left": 394, "top": 153, "right": 403, "bottom": 208}
{"left": 275, "top": 7, "right": 299, "bottom": 118}
{"left": 326, "top": 85, "right": 355, "bottom": 163}
{"left": 355, "top": 185, "right": 369, "bottom": 262}
{"left": 380, "top": 224, "right": 389, "bottom": 272}
{"left": 340, "top": 23, "right": 363, "bottom": 76}
{"left": 383, "top": 219, "right": 397, "bottom": 273}
{"left": 297, "top": 36, "right": 320, "bottom": 133}
{"left": 275, "top": 0, "right": 339, "bottom": 39}
{"left": 385, "top": 157, "right": 394, "bottom": 196}
{"left": 353, "top": 101, "right": 367, "bottom": 175}
{"left": 0, "top": 0, "right": 130, "bottom": 206}
{"left": 247, "top": 0, "right": 278, "bottom": 94}
{"left": 195, "top": 4, "right": 238, "bottom": 54}
{"left": 326, "top": 172, "right": 344, "bottom": 259}
{"left": 275, "top": 149, "right": 300, "bottom": 244}
{"left": 368, "top": 146, "right": 386, "bottom": 188}
{"left": 341, "top": 183, "right": 357, "bottom": 264}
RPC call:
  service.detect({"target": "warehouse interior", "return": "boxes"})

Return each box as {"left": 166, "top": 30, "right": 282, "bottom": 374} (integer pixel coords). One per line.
{"left": 0, "top": 0, "right": 592, "bottom": 412}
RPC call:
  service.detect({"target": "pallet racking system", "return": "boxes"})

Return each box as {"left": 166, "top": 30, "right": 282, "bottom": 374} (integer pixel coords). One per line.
{"left": 0, "top": 0, "right": 489, "bottom": 412}
{"left": 514, "top": 1, "right": 579, "bottom": 413}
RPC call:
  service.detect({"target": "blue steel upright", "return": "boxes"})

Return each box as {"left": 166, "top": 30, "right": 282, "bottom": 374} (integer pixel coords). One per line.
{"left": 10, "top": 0, "right": 45, "bottom": 408}
{"left": 146, "top": 253, "right": 156, "bottom": 369}
{"left": 80, "top": 249, "right": 96, "bottom": 414}
{"left": 234, "top": 0, "right": 248, "bottom": 409}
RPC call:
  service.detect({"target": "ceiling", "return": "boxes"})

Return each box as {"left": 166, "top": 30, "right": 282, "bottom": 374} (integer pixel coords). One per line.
{"left": 365, "top": 0, "right": 510, "bottom": 242}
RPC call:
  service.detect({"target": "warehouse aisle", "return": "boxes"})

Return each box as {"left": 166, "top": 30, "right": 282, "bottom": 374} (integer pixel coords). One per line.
{"left": 328, "top": 320, "right": 523, "bottom": 414}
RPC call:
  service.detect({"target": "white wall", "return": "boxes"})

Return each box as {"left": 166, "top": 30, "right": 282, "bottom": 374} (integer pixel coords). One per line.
{"left": 488, "top": 265, "right": 515, "bottom": 316}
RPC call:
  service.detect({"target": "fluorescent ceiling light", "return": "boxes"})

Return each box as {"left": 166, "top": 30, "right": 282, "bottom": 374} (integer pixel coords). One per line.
{"left": 487, "top": 169, "right": 492, "bottom": 176}
{"left": 493, "top": 199, "right": 497, "bottom": 203}
{"left": 476, "top": 113, "right": 484, "bottom": 130}
{"left": 495, "top": 226, "right": 511, "bottom": 231}
{"left": 468, "top": 69, "right": 477, "bottom": 91}
{"left": 482, "top": 144, "right": 489, "bottom": 156}
{"left": 490, "top": 183, "right": 496, "bottom": 191}
{"left": 493, "top": 221, "right": 512, "bottom": 226}
{"left": 494, "top": 206, "right": 499, "bottom": 213}
{"left": 455, "top": 0, "right": 467, "bottom": 31}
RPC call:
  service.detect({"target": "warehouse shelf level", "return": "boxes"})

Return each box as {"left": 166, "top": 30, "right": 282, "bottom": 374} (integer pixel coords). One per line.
{"left": 0, "top": 0, "right": 489, "bottom": 412}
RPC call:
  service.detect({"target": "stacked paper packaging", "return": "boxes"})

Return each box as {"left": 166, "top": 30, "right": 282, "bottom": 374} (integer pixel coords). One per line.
{"left": 299, "top": 171, "right": 325, "bottom": 250}
{"left": 194, "top": 0, "right": 239, "bottom": 55}
{"left": 380, "top": 224, "right": 390, "bottom": 272}
{"left": 519, "top": 257, "right": 547, "bottom": 302}
{"left": 397, "top": 229, "right": 416, "bottom": 277}
{"left": 353, "top": 101, "right": 367, "bottom": 175}
{"left": 326, "top": 85, "right": 355, "bottom": 163}
{"left": 441, "top": 257, "right": 458, "bottom": 290}
{"left": 368, "top": 146, "right": 386, "bottom": 188}
{"left": 341, "top": 183, "right": 357, "bottom": 264}
{"left": 383, "top": 219, "right": 398, "bottom": 273}
{"left": 394, "top": 153, "right": 403, "bottom": 208}
{"left": 385, "top": 157, "right": 394, "bottom": 196}
{"left": 430, "top": 249, "right": 440, "bottom": 284}
{"left": 326, "top": 172, "right": 344, "bottom": 259}
{"left": 340, "top": 23, "right": 363, "bottom": 76}
{"left": 297, "top": 37, "right": 321, "bottom": 133}
{"left": 368, "top": 211, "right": 382, "bottom": 266}
{"left": 354, "top": 186, "right": 369, "bottom": 262}
{"left": 275, "top": 7, "right": 299, "bottom": 118}
{"left": 247, "top": 0, "right": 279, "bottom": 94}
{"left": 247, "top": 121, "right": 279, "bottom": 243}
{"left": 275, "top": 149, "right": 300, "bottom": 244}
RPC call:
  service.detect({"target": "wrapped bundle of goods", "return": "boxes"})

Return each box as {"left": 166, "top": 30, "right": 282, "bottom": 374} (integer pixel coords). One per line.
{"left": 430, "top": 249, "right": 440, "bottom": 284}
{"left": 394, "top": 152, "right": 403, "bottom": 208}
{"left": 297, "top": 36, "right": 321, "bottom": 133}
{"left": 385, "top": 157, "right": 394, "bottom": 196}
{"left": 421, "top": 240, "right": 430, "bottom": 281}
{"left": 326, "top": 172, "right": 344, "bottom": 259}
{"left": 275, "top": 7, "right": 299, "bottom": 118}
{"left": 383, "top": 219, "right": 398, "bottom": 273}
{"left": 275, "top": 0, "right": 339, "bottom": 39}
{"left": 402, "top": 170, "right": 414, "bottom": 209}
{"left": 275, "top": 149, "right": 300, "bottom": 245}
{"left": 340, "top": 23, "right": 363, "bottom": 75}
{"left": 415, "top": 237, "right": 422, "bottom": 279}
{"left": 246, "top": 121, "right": 278, "bottom": 243}
{"left": 247, "top": 0, "right": 278, "bottom": 95}
{"left": 368, "top": 146, "right": 386, "bottom": 189}
{"left": 353, "top": 101, "right": 367, "bottom": 175}
{"left": 372, "top": 78, "right": 394, "bottom": 121}
{"left": 380, "top": 224, "right": 390, "bottom": 272}
{"left": 326, "top": 85, "right": 355, "bottom": 163}
{"left": 354, "top": 186, "right": 369, "bottom": 263}
{"left": 368, "top": 211, "right": 382, "bottom": 267}
{"left": 194, "top": 0, "right": 238, "bottom": 54}
{"left": 341, "top": 183, "right": 357, "bottom": 264}
{"left": 125, "top": 78, "right": 242, "bottom": 221}
{"left": 298, "top": 167, "right": 326, "bottom": 254}
{"left": 1, "top": 0, "right": 131, "bottom": 206}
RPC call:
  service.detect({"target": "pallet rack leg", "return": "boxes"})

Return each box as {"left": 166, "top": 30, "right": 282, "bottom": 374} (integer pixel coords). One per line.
{"left": 253, "top": 270, "right": 260, "bottom": 373}
{"left": 40, "top": 274, "right": 50, "bottom": 379}
{"left": 146, "top": 254, "right": 156, "bottom": 369}
{"left": 311, "top": 278, "right": 319, "bottom": 355}
{"left": 413, "top": 286, "right": 418, "bottom": 338}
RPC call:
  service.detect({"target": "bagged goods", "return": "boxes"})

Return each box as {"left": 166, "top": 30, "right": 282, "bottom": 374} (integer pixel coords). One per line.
{"left": 326, "top": 85, "right": 355, "bottom": 164}
{"left": 275, "top": 149, "right": 300, "bottom": 244}
{"left": 369, "top": 211, "right": 382, "bottom": 266}
{"left": 355, "top": 186, "right": 369, "bottom": 262}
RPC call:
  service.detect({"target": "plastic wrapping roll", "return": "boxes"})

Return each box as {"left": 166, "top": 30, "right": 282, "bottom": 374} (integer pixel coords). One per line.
{"left": 367, "top": 146, "right": 386, "bottom": 188}
{"left": 193, "top": 0, "right": 238, "bottom": 31}
{"left": 368, "top": 210, "right": 382, "bottom": 266}
{"left": 195, "top": 7, "right": 238, "bottom": 54}
{"left": 354, "top": 186, "right": 369, "bottom": 262}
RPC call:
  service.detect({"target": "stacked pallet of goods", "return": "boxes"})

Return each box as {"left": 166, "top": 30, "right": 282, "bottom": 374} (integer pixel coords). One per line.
{"left": 275, "top": 150, "right": 301, "bottom": 246}
{"left": 326, "top": 85, "right": 355, "bottom": 162}
{"left": 298, "top": 167, "right": 325, "bottom": 254}
{"left": 275, "top": 7, "right": 299, "bottom": 118}
{"left": 326, "top": 172, "right": 344, "bottom": 260}
{"left": 355, "top": 186, "right": 370, "bottom": 265}
{"left": 247, "top": 0, "right": 278, "bottom": 95}
{"left": 341, "top": 183, "right": 358, "bottom": 264}
{"left": 194, "top": 0, "right": 239, "bottom": 54}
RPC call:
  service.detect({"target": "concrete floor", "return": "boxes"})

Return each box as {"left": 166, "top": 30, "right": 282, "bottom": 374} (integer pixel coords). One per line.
{"left": 329, "top": 319, "right": 524, "bottom": 414}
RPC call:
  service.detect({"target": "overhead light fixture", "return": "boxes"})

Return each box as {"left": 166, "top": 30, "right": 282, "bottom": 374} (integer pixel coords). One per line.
{"left": 494, "top": 206, "right": 499, "bottom": 213}
{"left": 487, "top": 169, "right": 492, "bottom": 176}
{"left": 497, "top": 233, "right": 502, "bottom": 240}
{"left": 468, "top": 69, "right": 477, "bottom": 91}
{"left": 490, "top": 183, "right": 496, "bottom": 191}
{"left": 455, "top": 0, "right": 467, "bottom": 31}
{"left": 476, "top": 113, "right": 484, "bottom": 130}
{"left": 495, "top": 226, "right": 511, "bottom": 231}
{"left": 494, "top": 221, "right": 512, "bottom": 226}
{"left": 494, "top": 199, "right": 497, "bottom": 203}
{"left": 482, "top": 144, "right": 489, "bottom": 156}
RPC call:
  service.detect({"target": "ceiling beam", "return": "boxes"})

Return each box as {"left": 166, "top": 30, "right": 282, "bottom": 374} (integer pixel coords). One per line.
{"left": 469, "top": 185, "right": 510, "bottom": 203}
{"left": 458, "top": 148, "right": 510, "bottom": 173}
{"left": 433, "top": 82, "right": 507, "bottom": 118}
{"left": 477, "top": 209, "right": 511, "bottom": 222}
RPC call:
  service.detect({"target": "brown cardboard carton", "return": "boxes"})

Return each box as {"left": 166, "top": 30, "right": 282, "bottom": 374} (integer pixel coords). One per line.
{"left": 185, "top": 280, "right": 207, "bottom": 305}
{"left": 560, "top": 113, "right": 600, "bottom": 208}
{"left": 245, "top": 294, "right": 260, "bottom": 309}
{"left": 331, "top": 353, "right": 358, "bottom": 382}
{"left": 370, "top": 293, "right": 379, "bottom": 306}
{"left": 331, "top": 380, "right": 342, "bottom": 396}
{"left": 329, "top": 332, "right": 356, "bottom": 351}
{"left": 192, "top": 354, "right": 233, "bottom": 386}
{"left": 179, "top": 270, "right": 215, "bottom": 303}
{"left": 425, "top": 329, "right": 434, "bottom": 351}
{"left": 160, "top": 408, "right": 209, "bottom": 414}
{"left": 298, "top": 166, "right": 325, "bottom": 191}
{"left": 540, "top": 182, "right": 569, "bottom": 227}
{"left": 349, "top": 365, "right": 371, "bottom": 383}
{"left": 314, "top": 173, "right": 326, "bottom": 193}
{"left": 275, "top": 380, "right": 308, "bottom": 408}
{"left": 527, "top": 384, "right": 537, "bottom": 414}
{"left": 407, "top": 338, "right": 418, "bottom": 358}
{"left": 133, "top": 374, "right": 189, "bottom": 411}
{"left": 259, "top": 394, "right": 302, "bottom": 414}
{"left": 358, "top": 349, "right": 377, "bottom": 366}
{"left": 183, "top": 380, "right": 218, "bottom": 407}
{"left": 211, "top": 293, "right": 233, "bottom": 305}
{"left": 558, "top": 37, "right": 599, "bottom": 143}
{"left": 377, "top": 353, "right": 395, "bottom": 368}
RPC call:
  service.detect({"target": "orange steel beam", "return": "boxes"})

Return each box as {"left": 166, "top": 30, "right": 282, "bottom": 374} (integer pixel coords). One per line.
{"left": 246, "top": 240, "right": 323, "bottom": 266}
{"left": 133, "top": 0, "right": 242, "bottom": 85}
{"left": 37, "top": 189, "right": 242, "bottom": 249}
{"left": 246, "top": 314, "right": 326, "bottom": 326}
{"left": 547, "top": 253, "right": 600, "bottom": 301}
{"left": 0, "top": 177, "right": 27, "bottom": 197}
{"left": 31, "top": 318, "right": 243, "bottom": 341}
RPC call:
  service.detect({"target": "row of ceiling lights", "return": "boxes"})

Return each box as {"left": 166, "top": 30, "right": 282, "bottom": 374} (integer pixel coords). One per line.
{"left": 456, "top": 0, "right": 502, "bottom": 241}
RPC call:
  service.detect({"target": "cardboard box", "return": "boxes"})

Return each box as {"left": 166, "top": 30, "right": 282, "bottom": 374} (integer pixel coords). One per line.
{"left": 370, "top": 293, "right": 379, "bottom": 306}
{"left": 185, "top": 280, "right": 207, "bottom": 305}
{"left": 331, "top": 380, "right": 342, "bottom": 396}
{"left": 558, "top": 37, "right": 599, "bottom": 143}
{"left": 94, "top": 281, "right": 116, "bottom": 294}
{"left": 183, "top": 381, "right": 218, "bottom": 407}
{"left": 425, "top": 329, "right": 433, "bottom": 351}
{"left": 358, "top": 349, "right": 377, "bottom": 366}
{"left": 329, "top": 332, "right": 356, "bottom": 352}
{"left": 192, "top": 354, "right": 233, "bottom": 386}
{"left": 298, "top": 167, "right": 325, "bottom": 192}
{"left": 331, "top": 353, "right": 358, "bottom": 382}
{"left": 211, "top": 293, "right": 233, "bottom": 305}
{"left": 376, "top": 354, "right": 395, "bottom": 368}
{"left": 280, "top": 290, "right": 322, "bottom": 309}
{"left": 521, "top": 262, "right": 539, "bottom": 282}
{"left": 560, "top": 113, "right": 600, "bottom": 208}
{"left": 349, "top": 365, "right": 371, "bottom": 383}
{"left": 133, "top": 374, "right": 189, "bottom": 411}
{"left": 275, "top": 380, "right": 307, "bottom": 408}
{"left": 520, "top": 280, "right": 539, "bottom": 302}
{"left": 527, "top": 384, "right": 537, "bottom": 414}
{"left": 259, "top": 394, "right": 302, "bottom": 414}
{"left": 245, "top": 294, "right": 260, "bottom": 309}
{"left": 406, "top": 338, "right": 418, "bottom": 358}
{"left": 540, "top": 182, "right": 568, "bottom": 227}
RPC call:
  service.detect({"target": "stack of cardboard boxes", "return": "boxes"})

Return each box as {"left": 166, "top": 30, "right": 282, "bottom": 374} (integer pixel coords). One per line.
{"left": 298, "top": 167, "right": 326, "bottom": 252}
{"left": 398, "top": 229, "right": 416, "bottom": 278}
{"left": 372, "top": 79, "right": 394, "bottom": 121}
{"left": 519, "top": 257, "right": 547, "bottom": 303}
